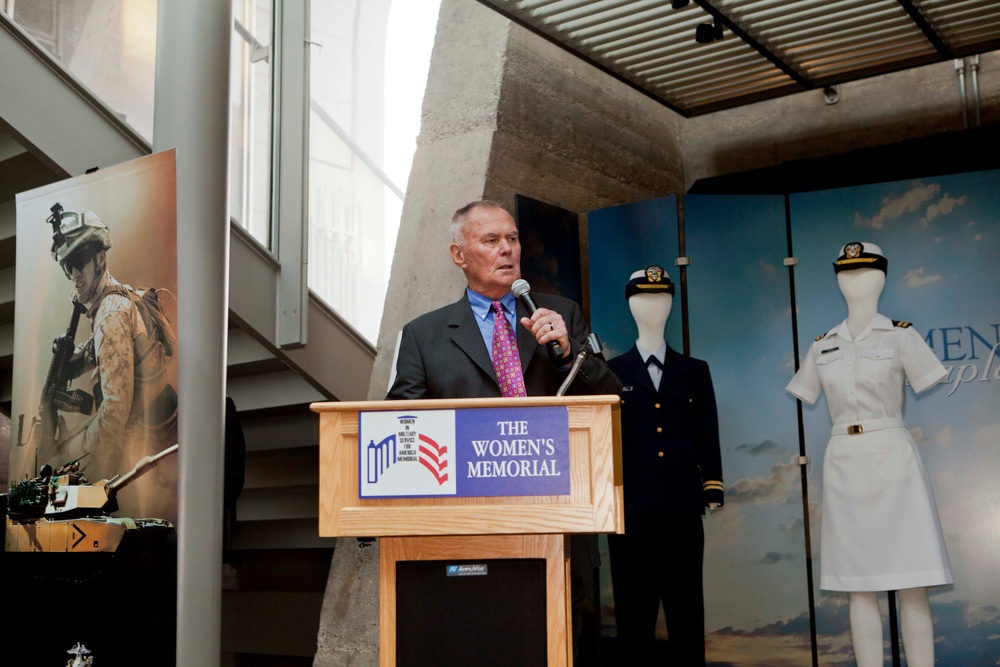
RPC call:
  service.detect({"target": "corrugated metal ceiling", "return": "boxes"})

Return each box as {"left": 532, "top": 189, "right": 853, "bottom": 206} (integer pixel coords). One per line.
{"left": 477, "top": 0, "right": 1000, "bottom": 116}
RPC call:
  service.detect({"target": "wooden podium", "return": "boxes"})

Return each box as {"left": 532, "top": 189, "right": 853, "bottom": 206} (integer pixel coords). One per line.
{"left": 313, "top": 395, "right": 623, "bottom": 666}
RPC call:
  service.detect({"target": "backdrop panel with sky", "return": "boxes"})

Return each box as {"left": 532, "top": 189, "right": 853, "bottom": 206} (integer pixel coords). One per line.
{"left": 587, "top": 170, "right": 1000, "bottom": 665}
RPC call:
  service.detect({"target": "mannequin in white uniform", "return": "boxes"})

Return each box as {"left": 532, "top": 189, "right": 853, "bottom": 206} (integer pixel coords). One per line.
{"left": 838, "top": 267, "right": 934, "bottom": 667}
{"left": 787, "top": 242, "right": 950, "bottom": 667}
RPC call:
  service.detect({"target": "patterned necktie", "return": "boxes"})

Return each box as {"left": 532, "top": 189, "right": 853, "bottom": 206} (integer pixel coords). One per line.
{"left": 491, "top": 300, "right": 527, "bottom": 397}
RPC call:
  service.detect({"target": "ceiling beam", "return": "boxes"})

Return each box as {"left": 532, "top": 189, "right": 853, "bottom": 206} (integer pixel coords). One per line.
{"left": 896, "top": 0, "right": 955, "bottom": 59}
{"left": 474, "top": 0, "right": 690, "bottom": 117}
{"left": 694, "top": 0, "right": 812, "bottom": 89}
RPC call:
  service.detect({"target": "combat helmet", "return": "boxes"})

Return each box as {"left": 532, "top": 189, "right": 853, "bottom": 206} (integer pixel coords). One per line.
{"left": 47, "top": 203, "right": 112, "bottom": 276}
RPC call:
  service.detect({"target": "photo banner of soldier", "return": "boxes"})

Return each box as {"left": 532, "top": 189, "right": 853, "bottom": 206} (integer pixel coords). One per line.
{"left": 10, "top": 149, "right": 179, "bottom": 526}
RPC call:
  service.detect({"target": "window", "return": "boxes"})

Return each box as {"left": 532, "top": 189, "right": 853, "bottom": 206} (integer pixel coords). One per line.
{"left": 308, "top": 0, "right": 440, "bottom": 343}
{"left": 6, "top": 0, "right": 157, "bottom": 141}
{"left": 230, "top": 0, "right": 274, "bottom": 248}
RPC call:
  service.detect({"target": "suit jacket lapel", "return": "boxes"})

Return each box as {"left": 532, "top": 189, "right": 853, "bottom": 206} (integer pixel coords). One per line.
{"left": 624, "top": 345, "right": 659, "bottom": 394}
{"left": 448, "top": 294, "right": 497, "bottom": 383}
{"left": 658, "top": 344, "right": 683, "bottom": 396}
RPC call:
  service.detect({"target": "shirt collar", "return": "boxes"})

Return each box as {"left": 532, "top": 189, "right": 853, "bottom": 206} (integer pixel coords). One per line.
{"left": 870, "top": 313, "right": 894, "bottom": 330}
{"left": 467, "top": 287, "right": 516, "bottom": 321}
{"left": 635, "top": 340, "right": 666, "bottom": 364}
{"left": 829, "top": 313, "right": 893, "bottom": 341}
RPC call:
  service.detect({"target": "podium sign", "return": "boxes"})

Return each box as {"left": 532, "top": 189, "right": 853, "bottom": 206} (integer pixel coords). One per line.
{"left": 315, "top": 395, "right": 623, "bottom": 538}
{"left": 359, "top": 405, "right": 571, "bottom": 498}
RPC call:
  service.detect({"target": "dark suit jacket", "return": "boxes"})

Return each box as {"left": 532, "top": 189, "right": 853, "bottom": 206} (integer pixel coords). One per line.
{"left": 387, "top": 291, "right": 621, "bottom": 400}
{"left": 608, "top": 344, "right": 723, "bottom": 515}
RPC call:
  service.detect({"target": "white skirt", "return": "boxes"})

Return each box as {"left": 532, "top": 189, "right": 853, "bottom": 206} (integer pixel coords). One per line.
{"left": 820, "top": 426, "right": 952, "bottom": 591}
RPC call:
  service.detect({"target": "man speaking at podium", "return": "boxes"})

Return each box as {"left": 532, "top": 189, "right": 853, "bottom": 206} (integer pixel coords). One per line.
{"left": 387, "top": 199, "right": 619, "bottom": 401}
{"left": 386, "top": 199, "right": 621, "bottom": 661}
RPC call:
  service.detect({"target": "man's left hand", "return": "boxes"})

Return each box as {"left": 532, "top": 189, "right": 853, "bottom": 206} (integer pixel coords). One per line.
{"left": 521, "top": 308, "right": 571, "bottom": 359}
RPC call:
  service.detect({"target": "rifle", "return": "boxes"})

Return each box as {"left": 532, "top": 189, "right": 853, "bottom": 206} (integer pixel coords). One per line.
{"left": 37, "top": 298, "right": 94, "bottom": 449}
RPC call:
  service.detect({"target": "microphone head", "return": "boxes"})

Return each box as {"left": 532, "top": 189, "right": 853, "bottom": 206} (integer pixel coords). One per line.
{"left": 511, "top": 279, "right": 531, "bottom": 298}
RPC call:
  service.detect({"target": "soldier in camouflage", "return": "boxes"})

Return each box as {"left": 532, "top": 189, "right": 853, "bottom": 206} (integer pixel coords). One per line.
{"left": 46, "top": 206, "right": 177, "bottom": 482}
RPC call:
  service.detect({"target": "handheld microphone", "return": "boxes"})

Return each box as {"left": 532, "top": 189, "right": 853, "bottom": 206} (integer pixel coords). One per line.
{"left": 511, "top": 279, "right": 563, "bottom": 357}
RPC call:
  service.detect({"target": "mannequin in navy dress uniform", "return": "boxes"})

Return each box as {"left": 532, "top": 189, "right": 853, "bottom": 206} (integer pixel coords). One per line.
{"left": 606, "top": 266, "right": 723, "bottom": 666}
{"left": 787, "top": 243, "right": 949, "bottom": 667}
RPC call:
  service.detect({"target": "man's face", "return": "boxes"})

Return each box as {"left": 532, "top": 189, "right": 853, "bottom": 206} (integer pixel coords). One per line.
{"left": 450, "top": 206, "right": 521, "bottom": 299}
{"left": 65, "top": 251, "right": 99, "bottom": 301}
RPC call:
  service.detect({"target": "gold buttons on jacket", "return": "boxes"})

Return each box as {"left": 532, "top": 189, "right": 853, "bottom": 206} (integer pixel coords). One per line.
{"left": 654, "top": 403, "right": 661, "bottom": 409}
{"left": 658, "top": 451, "right": 664, "bottom": 457}
{"left": 656, "top": 427, "right": 662, "bottom": 433}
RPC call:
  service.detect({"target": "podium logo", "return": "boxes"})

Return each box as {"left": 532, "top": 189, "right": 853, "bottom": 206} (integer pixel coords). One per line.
{"left": 359, "top": 411, "right": 457, "bottom": 497}
{"left": 366, "top": 428, "right": 449, "bottom": 486}
{"left": 416, "top": 432, "right": 449, "bottom": 485}
{"left": 446, "top": 563, "right": 488, "bottom": 577}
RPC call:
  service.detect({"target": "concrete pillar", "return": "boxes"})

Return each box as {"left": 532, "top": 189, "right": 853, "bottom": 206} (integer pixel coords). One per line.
{"left": 153, "top": 2, "right": 231, "bottom": 665}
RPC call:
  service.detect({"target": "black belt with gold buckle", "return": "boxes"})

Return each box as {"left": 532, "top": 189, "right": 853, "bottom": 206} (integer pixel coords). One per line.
{"left": 847, "top": 424, "right": 864, "bottom": 435}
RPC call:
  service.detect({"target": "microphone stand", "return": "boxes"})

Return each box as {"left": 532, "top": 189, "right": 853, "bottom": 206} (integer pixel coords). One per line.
{"left": 556, "top": 333, "right": 604, "bottom": 397}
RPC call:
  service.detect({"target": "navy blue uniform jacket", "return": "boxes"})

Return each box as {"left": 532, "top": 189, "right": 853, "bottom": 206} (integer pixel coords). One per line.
{"left": 608, "top": 344, "right": 723, "bottom": 515}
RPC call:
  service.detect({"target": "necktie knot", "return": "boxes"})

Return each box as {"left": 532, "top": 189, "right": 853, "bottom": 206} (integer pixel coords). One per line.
{"left": 646, "top": 355, "right": 663, "bottom": 370}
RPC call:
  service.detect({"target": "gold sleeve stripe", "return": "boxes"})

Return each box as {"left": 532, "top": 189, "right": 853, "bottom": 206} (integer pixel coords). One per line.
{"left": 703, "top": 481, "right": 724, "bottom": 490}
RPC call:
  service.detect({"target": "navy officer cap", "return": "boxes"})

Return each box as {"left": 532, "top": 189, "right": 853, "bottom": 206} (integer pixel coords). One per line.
{"left": 625, "top": 265, "right": 674, "bottom": 299}
{"left": 833, "top": 241, "right": 888, "bottom": 275}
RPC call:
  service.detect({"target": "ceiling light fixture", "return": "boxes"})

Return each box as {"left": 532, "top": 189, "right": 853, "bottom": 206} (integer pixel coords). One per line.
{"left": 696, "top": 16, "right": 724, "bottom": 44}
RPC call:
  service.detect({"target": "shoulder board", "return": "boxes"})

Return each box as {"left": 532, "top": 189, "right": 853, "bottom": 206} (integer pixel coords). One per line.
{"left": 815, "top": 332, "right": 827, "bottom": 341}
{"left": 892, "top": 320, "right": 912, "bottom": 328}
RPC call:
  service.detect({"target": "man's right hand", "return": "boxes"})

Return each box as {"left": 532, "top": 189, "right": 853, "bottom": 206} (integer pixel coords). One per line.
{"left": 520, "top": 307, "right": 571, "bottom": 360}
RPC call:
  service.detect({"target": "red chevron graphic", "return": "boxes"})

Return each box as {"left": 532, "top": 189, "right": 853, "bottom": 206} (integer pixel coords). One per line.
{"left": 418, "top": 433, "right": 449, "bottom": 485}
